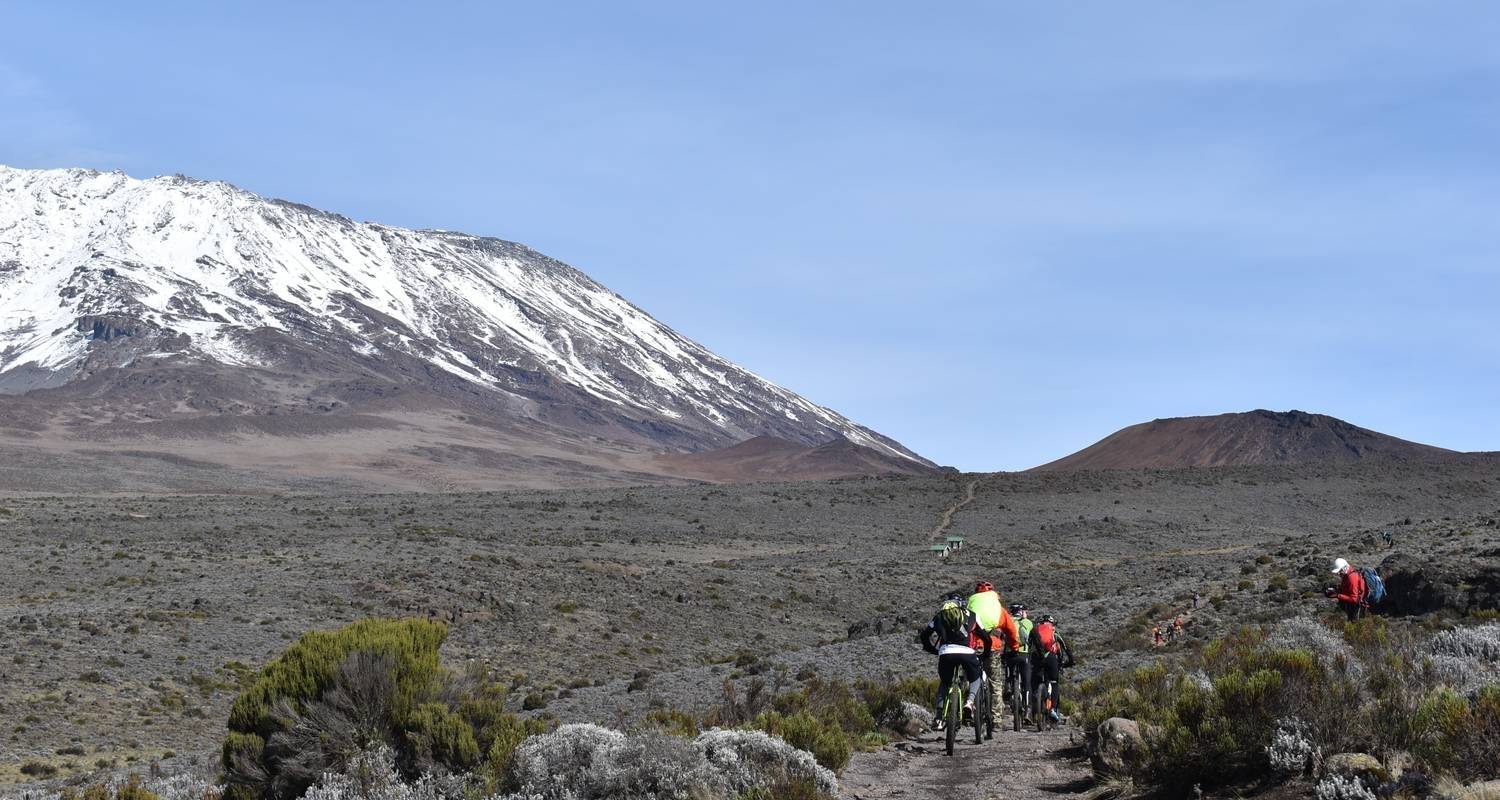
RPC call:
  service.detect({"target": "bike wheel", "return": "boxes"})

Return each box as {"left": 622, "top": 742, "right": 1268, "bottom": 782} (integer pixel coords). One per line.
{"left": 945, "top": 684, "right": 959, "bottom": 756}
{"left": 971, "top": 680, "right": 983, "bottom": 744}
{"left": 980, "top": 681, "right": 993, "bottom": 741}
{"left": 1011, "top": 682, "right": 1022, "bottom": 732}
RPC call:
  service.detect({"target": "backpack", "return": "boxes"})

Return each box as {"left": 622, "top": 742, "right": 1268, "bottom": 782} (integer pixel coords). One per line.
{"left": 1036, "top": 621, "right": 1061, "bottom": 655}
{"left": 1359, "top": 567, "right": 1385, "bottom": 605}
{"left": 940, "top": 603, "right": 967, "bottom": 639}
{"left": 1016, "top": 618, "right": 1034, "bottom": 652}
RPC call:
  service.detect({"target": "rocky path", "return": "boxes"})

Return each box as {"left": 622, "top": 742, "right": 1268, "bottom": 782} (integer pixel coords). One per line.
{"left": 840, "top": 722, "right": 1094, "bottom": 800}
{"left": 929, "top": 480, "right": 979, "bottom": 540}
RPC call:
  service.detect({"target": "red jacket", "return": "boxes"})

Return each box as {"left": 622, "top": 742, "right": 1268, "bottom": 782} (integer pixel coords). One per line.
{"left": 1335, "top": 568, "right": 1367, "bottom": 606}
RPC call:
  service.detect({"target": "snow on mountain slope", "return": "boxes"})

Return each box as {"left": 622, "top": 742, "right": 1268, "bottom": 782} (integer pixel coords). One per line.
{"left": 0, "top": 165, "right": 928, "bottom": 466}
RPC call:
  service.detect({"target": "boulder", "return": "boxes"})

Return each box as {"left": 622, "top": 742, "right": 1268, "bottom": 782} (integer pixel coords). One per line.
{"left": 1324, "top": 752, "right": 1388, "bottom": 784}
{"left": 1380, "top": 553, "right": 1500, "bottom": 616}
{"left": 891, "top": 702, "right": 933, "bottom": 737}
{"left": 1089, "top": 717, "right": 1145, "bottom": 775}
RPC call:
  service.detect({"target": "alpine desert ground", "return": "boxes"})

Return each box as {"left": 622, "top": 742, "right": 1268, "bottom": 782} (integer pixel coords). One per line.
{"left": 4, "top": 460, "right": 1499, "bottom": 795}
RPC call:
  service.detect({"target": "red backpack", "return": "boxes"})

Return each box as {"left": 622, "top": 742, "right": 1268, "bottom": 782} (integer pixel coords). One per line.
{"left": 1036, "top": 621, "right": 1061, "bottom": 655}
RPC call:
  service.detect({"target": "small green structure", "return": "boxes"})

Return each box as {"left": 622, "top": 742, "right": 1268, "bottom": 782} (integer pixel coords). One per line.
{"left": 945, "top": 535, "right": 966, "bottom": 551}
{"left": 929, "top": 544, "right": 950, "bottom": 557}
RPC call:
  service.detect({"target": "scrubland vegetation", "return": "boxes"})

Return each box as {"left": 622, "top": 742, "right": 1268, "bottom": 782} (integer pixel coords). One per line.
{"left": 1078, "top": 617, "right": 1500, "bottom": 798}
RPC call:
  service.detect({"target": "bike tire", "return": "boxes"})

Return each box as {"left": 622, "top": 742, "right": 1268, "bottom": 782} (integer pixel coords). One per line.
{"left": 1011, "top": 682, "right": 1021, "bottom": 732}
{"left": 972, "top": 680, "right": 984, "bottom": 744}
{"left": 945, "top": 685, "right": 959, "bottom": 756}
{"left": 980, "top": 682, "right": 993, "bottom": 741}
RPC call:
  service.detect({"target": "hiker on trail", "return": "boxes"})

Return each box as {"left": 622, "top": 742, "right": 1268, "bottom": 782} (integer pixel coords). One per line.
{"left": 1191, "top": 591, "right": 1200, "bottom": 610}
{"left": 1173, "top": 615, "right": 1184, "bottom": 637}
{"left": 966, "top": 581, "right": 1021, "bottom": 725}
{"left": 1008, "top": 603, "right": 1037, "bottom": 721}
{"left": 1325, "top": 557, "right": 1367, "bottom": 621}
{"left": 1383, "top": 530, "right": 1394, "bottom": 549}
{"left": 1029, "top": 613, "right": 1075, "bottom": 723}
{"left": 1165, "top": 622, "right": 1176, "bottom": 644}
{"left": 1152, "top": 625, "right": 1163, "bottom": 647}
{"left": 919, "top": 593, "right": 992, "bottom": 731}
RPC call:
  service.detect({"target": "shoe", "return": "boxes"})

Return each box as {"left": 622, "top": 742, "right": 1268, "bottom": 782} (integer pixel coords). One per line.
{"left": 932, "top": 719, "right": 945, "bottom": 732}
{"left": 1049, "top": 710, "right": 1063, "bottom": 723}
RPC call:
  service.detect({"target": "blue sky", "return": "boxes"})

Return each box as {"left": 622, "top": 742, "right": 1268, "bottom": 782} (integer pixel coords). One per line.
{"left": 3, "top": 2, "right": 1497, "bottom": 470}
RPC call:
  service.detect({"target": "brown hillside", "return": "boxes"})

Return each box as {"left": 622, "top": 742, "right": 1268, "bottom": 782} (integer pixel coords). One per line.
{"left": 1033, "top": 409, "right": 1460, "bottom": 471}
{"left": 656, "top": 435, "right": 939, "bottom": 483}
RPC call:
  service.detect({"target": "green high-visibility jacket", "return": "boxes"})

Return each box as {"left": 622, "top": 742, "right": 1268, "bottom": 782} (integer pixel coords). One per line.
{"left": 967, "top": 590, "right": 1002, "bottom": 630}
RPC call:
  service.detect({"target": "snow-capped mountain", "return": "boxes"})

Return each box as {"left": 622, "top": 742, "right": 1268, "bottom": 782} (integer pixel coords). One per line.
{"left": 0, "top": 165, "right": 930, "bottom": 485}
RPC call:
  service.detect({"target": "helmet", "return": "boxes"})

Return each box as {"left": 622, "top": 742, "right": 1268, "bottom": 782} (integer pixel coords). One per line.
{"left": 1009, "top": 602, "right": 1026, "bottom": 613}
{"left": 945, "top": 592, "right": 964, "bottom": 604}
{"left": 975, "top": 580, "right": 993, "bottom": 593}
{"left": 1041, "top": 614, "right": 1055, "bottom": 623}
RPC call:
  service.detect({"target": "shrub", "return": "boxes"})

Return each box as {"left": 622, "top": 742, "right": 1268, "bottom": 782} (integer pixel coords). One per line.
{"left": 405, "top": 703, "right": 480, "bottom": 771}
{"left": 1266, "top": 718, "right": 1317, "bottom": 775}
{"left": 221, "top": 619, "right": 545, "bottom": 799}
{"left": 749, "top": 712, "right": 851, "bottom": 772}
{"left": 1314, "top": 773, "right": 1377, "bottom": 800}
{"left": 227, "top": 619, "right": 446, "bottom": 739}
{"left": 21, "top": 761, "right": 59, "bottom": 778}
{"left": 1080, "top": 617, "right": 1500, "bottom": 794}
{"left": 300, "top": 746, "right": 466, "bottom": 800}
{"left": 480, "top": 714, "right": 550, "bottom": 792}
{"left": 697, "top": 728, "right": 838, "bottom": 796}
{"left": 495, "top": 724, "right": 837, "bottom": 800}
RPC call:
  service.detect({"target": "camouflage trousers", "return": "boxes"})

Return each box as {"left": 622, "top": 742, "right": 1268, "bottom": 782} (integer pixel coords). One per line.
{"left": 982, "top": 653, "right": 1002, "bottom": 722}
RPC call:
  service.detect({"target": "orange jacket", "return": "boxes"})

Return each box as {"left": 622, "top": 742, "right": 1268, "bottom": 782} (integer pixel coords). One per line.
{"left": 985, "top": 606, "right": 1021, "bottom": 653}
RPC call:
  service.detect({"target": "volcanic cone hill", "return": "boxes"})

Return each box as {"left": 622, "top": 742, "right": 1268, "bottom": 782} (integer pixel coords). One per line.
{"left": 1033, "top": 409, "right": 1471, "bottom": 471}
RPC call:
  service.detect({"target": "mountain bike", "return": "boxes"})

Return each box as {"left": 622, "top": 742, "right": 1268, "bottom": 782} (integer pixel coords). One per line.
{"left": 1002, "top": 657, "right": 1024, "bottom": 732}
{"left": 1036, "top": 676, "right": 1060, "bottom": 732}
{"left": 941, "top": 663, "right": 990, "bottom": 755}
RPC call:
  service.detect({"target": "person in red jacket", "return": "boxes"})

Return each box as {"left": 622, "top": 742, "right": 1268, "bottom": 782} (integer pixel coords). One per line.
{"left": 1325, "top": 557, "right": 1367, "bottom": 621}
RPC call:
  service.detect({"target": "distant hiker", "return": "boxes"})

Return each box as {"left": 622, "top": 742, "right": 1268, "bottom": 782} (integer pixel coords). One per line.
{"left": 1191, "top": 591, "right": 1200, "bottom": 609}
{"left": 1029, "top": 613, "right": 1075, "bottom": 723}
{"left": 919, "top": 593, "right": 990, "bottom": 731}
{"left": 966, "top": 581, "right": 1020, "bottom": 725}
{"left": 1165, "top": 622, "right": 1176, "bottom": 644}
{"left": 1325, "top": 557, "right": 1367, "bottom": 621}
{"left": 1383, "top": 530, "right": 1394, "bottom": 548}
{"left": 1152, "top": 625, "right": 1163, "bottom": 646}
{"left": 1173, "top": 615, "right": 1184, "bottom": 636}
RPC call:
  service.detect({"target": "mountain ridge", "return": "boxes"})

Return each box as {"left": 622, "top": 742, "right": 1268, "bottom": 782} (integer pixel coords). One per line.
{"left": 0, "top": 164, "right": 930, "bottom": 489}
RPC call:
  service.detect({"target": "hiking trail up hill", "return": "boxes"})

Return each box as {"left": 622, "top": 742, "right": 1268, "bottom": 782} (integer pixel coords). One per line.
{"left": 929, "top": 480, "right": 978, "bottom": 540}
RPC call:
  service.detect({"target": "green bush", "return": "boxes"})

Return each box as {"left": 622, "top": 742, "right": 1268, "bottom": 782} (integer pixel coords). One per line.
{"left": 226, "top": 618, "right": 447, "bottom": 738}
{"left": 406, "top": 702, "right": 480, "bottom": 770}
{"left": 751, "top": 711, "right": 852, "bottom": 772}
{"left": 480, "top": 713, "right": 551, "bottom": 792}
{"left": 221, "top": 618, "right": 549, "bottom": 799}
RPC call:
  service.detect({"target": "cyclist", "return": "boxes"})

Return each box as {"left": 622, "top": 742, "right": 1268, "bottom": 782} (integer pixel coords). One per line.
{"left": 919, "top": 593, "right": 991, "bottom": 731}
{"left": 966, "top": 581, "right": 1020, "bottom": 725}
{"left": 1029, "top": 613, "right": 1076, "bottom": 723}
{"left": 1005, "top": 602, "right": 1036, "bottom": 722}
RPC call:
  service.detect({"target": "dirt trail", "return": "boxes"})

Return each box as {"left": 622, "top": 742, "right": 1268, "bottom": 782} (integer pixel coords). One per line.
{"left": 929, "top": 480, "right": 978, "bottom": 540}
{"left": 839, "top": 723, "right": 1093, "bottom": 799}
